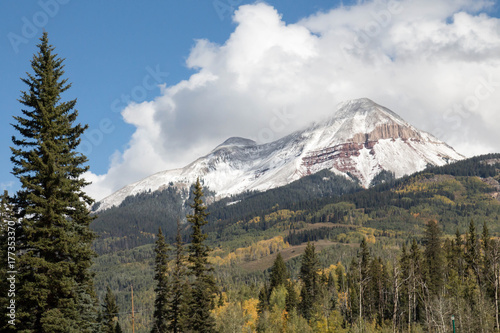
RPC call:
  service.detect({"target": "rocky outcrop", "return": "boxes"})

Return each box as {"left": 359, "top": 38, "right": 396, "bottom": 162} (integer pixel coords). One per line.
{"left": 302, "top": 122, "right": 430, "bottom": 184}
{"left": 351, "top": 123, "right": 423, "bottom": 143}
{"left": 302, "top": 142, "right": 373, "bottom": 181}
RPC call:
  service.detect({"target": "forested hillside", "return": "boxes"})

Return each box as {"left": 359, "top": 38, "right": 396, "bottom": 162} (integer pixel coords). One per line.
{"left": 91, "top": 154, "right": 500, "bottom": 332}
{"left": 91, "top": 170, "right": 362, "bottom": 253}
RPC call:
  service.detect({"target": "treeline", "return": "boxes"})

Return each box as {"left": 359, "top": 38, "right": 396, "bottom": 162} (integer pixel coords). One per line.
{"left": 91, "top": 185, "right": 186, "bottom": 253}
{"left": 425, "top": 153, "right": 500, "bottom": 178}
{"left": 285, "top": 227, "right": 352, "bottom": 246}
{"left": 207, "top": 170, "right": 362, "bottom": 224}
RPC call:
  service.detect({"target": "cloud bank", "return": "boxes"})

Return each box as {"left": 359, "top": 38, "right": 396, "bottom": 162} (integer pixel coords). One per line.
{"left": 85, "top": 0, "right": 500, "bottom": 201}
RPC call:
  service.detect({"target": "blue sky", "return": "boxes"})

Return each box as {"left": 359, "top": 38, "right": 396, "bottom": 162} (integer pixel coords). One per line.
{"left": 2, "top": 0, "right": 500, "bottom": 200}
{"left": 0, "top": 0, "right": 341, "bottom": 193}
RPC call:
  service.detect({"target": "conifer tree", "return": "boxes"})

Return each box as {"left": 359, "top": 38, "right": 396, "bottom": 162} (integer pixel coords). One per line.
{"left": 168, "top": 219, "right": 188, "bottom": 333}
{"left": 102, "top": 287, "right": 119, "bottom": 333}
{"left": 152, "top": 227, "right": 170, "bottom": 332}
{"left": 452, "top": 228, "right": 466, "bottom": 279}
{"left": 187, "top": 178, "right": 217, "bottom": 332}
{"left": 299, "top": 242, "right": 320, "bottom": 321}
{"left": 114, "top": 322, "right": 123, "bottom": 333}
{"left": 180, "top": 282, "right": 194, "bottom": 331}
{"left": 285, "top": 281, "right": 298, "bottom": 313}
{"left": 466, "top": 220, "right": 481, "bottom": 285}
{"left": 11, "top": 32, "right": 97, "bottom": 331}
{"left": 359, "top": 238, "right": 371, "bottom": 279}
{"left": 423, "top": 220, "right": 444, "bottom": 296}
{"left": 482, "top": 222, "right": 494, "bottom": 296}
{"left": 408, "top": 239, "right": 424, "bottom": 325}
{"left": 257, "top": 283, "right": 270, "bottom": 315}
{"left": 270, "top": 252, "right": 289, "bottom": 292}
{"left": 327, "top": 271, "right": 338, "bottom": 311}
{"left": 358, "top": 238, "right": 372, "bottom": 320}
{"left": 347, "top": 258, "right": 360, "bottom": 324}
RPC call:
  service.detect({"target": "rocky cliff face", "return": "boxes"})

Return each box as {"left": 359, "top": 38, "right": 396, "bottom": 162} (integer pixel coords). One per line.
{"left": 351, "top": 123, "right": 423, "bottom": 142}
{"left": 93, "top": 98, "right": 464, "bottom": 212}
{"left": 298, "top": 98, "right": 461, "bottom": 187}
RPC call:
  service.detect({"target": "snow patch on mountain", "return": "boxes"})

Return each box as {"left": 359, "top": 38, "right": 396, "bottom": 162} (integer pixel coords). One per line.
{"left": 93, "top": 98, "right": 464, "bottom": 212}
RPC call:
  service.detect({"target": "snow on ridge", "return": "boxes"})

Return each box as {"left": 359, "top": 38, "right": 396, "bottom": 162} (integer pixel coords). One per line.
{"left": 93, "top": 98, "right": 464, "bottom": 212}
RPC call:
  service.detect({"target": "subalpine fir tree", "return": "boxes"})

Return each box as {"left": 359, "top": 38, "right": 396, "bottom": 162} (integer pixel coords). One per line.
{"left": 466, "top": 219, "right": 481, "bottom": 285}
{"left": 269, "top": 252, "right": 288, "bottom": 292}
{"left": 481, "top": 222, "right": 496, "bottom": 304}
{"left": 102, "top": 287, "right": 119, "bottom": 333}
{"left": 299, "top": 242, "right": 320, "bottom": 321}
{"left": 187, "top": 179, "right": 217, "bottom": 332}
{"left": 114, "top": 322, "right": 123, "bottom": 333}
{"left": 285, "top": 281, "right": 298, "bottom": 313}
{"left": 152, "top": 227, "right": 170, "bottom": 333}
{"left": 11, "top": 32, "right": 97, "bottom": 332}
{"left": 167, "top": 219, "right": 188, "bottom": 333}
{"left": 423, "top": 220, "right": 444, "bottom": 296}
{"left": 257, "top": 283, "right": 270, "bottom": 315}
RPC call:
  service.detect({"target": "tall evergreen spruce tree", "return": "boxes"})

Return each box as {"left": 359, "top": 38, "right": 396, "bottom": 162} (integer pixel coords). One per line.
{"left": 466, "top": 219, "right": 481, "bottom": 285}
{"left": 269, "top": 252, "right": 289, "bottom": 292}
{"left": 152, "top": 227, "right": 170, "bottom": 332}
{"left": 114, "top": 322, "right": 123, "bottom": 333}
{"left": 299, "top": 242, "right": 320, "bottom": 321}
{"left": 481, "top": 223, "right": 495, "bottom": 300}
{"left": 11, "top": 32, "right": 97, "bottom": 332}
{"left": 187, "top": 179, "right": 217, "bottom": 332}
{"left": 257, "top": 283, "right": 270, "bottom": 315}
{"left": 285, "top": 281, "right": 298, "bottom": 313}
{"left": 102, "top": 287, "right": 119, "bottom": 333}
{"left": 423, "top": 220, "right": 444, "bottom": 296}
{"left": 167, "top": 219, "right": 188, "bottom": 333}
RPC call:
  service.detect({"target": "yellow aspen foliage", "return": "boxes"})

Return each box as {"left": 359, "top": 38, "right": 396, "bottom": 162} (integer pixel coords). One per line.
{"left": 248, "top": 216, "right": 261, "bottom": 224}
{"left": 242, "top": 298, "right": 259, "bottom": 332}
{"left": 322, "top": 263, "right": 338, "bottom": 276}
{"left": 209, "top": 236, "right": 289, "bottom": 266}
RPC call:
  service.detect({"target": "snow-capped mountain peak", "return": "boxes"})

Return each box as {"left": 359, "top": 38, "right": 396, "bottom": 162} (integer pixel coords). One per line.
{"left": 93, "top": 98, "right": 463, "bottom": 212}
{"left": 214, "top": 137, "right": 257, "bottom": 150}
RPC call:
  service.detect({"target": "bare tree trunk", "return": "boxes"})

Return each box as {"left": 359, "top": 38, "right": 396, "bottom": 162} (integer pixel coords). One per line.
{"left": 393, "top": 266, "right": 399, "bottom": 333}
{"left": 494, "top": 244, "right": 500, "bottom": 330}
{"left": 420, "top": 283, "right": 432, "bottom": 333}
{"left": 408, "top": 291, "right": 411, "bottom": 333}
{"left": 496, "top": 267, "right": 499, "bottom": 330}
{"left": 359, "top": 283, "right": 363, "bottom": 324}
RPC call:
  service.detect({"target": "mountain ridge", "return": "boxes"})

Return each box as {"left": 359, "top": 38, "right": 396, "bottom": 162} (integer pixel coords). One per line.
{"left": 93, "top": 98, "right": 464, "bottom": 212}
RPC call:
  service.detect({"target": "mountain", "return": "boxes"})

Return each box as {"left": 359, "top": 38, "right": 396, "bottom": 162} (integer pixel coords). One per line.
{"left": 93, "top": 98, "right": 464, "bottom": 212}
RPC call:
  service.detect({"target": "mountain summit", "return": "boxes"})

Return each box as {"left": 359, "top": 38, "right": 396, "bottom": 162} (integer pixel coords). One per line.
{"left": 93, "top": 98, "right": 463, "bottom": 212}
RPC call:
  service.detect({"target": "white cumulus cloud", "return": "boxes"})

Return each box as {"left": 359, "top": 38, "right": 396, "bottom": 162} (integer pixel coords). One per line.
{"left": 85, "top": 0, "right": 500, "bottom": 201}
